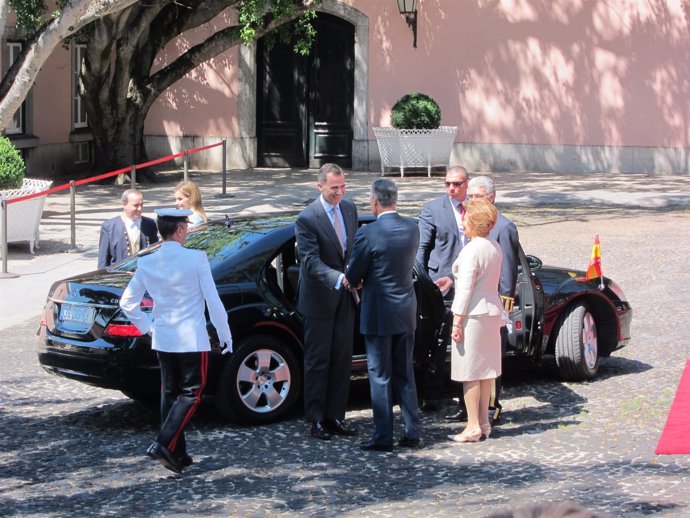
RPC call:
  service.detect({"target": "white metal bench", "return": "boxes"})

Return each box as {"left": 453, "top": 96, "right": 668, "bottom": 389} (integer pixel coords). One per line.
{"left": 0, "top": 178, "right": 53, "bottom": 253}
{"left": 373, "top": 126, "right": 458, "bottom": 177}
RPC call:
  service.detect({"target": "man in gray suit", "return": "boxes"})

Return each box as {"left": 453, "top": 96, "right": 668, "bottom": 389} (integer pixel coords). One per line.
{"left": 466, "top": 175, "right": 519, "bottom": 422}
{"left": 295, "top": 163, "right": 359, "bottom": 441}
{"left": 344, "top": 178, "right": 422, "bottom": 452}
{"left": 416, "top": 166, "right": 469, "bottom": 412}
{"left": 98, "top": 189, "right": 158, "bottom": 269}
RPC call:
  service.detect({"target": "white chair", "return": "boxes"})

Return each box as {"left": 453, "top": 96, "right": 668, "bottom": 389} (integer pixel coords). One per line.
{"left": 373, "top": 126, "right": 458, "bottom": 177}
{"left": 0, "top": 178, "right": 53, "bottom": 253}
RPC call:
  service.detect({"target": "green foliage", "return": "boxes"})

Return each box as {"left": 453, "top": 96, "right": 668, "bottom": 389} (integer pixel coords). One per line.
{"left": 390, "top": 92, "right": 442, "bottom": 130}
{"left": 238, "top": 0, "right": 318, "bottom": 55}
{"left": 0, "top": 137, "right": 25, "bottom": 190}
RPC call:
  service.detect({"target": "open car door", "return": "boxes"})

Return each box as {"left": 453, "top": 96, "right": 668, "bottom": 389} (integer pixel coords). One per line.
{"left": 507, "top": 244, "right": 545, "bottom": 360}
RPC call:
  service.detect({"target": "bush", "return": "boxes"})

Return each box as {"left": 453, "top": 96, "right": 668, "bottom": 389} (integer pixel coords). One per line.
{"left": 0, "top": 137, "right": 25, "bottom": 190}
{"left": 390, "top": 92, "right": 441, "bottom": 130}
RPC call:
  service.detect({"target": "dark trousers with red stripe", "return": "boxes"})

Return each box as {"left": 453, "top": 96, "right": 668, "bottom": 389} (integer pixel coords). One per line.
{"left": 156, "top": 351, "right": 208, "bottom": 457}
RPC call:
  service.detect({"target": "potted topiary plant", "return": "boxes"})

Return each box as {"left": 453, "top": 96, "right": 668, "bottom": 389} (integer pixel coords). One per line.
{"left": 0, "top": 137, "right": 53, "bottom": 253}
{"left": 373, "top": 92, "right": 457, "bottom": 177}
{"left": 0, "top": 136, "right": 25, "bottom": 190}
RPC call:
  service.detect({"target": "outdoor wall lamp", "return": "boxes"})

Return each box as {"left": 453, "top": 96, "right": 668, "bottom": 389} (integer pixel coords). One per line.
{"left": 397, "top": 0, "right": 418, "bottom": 48}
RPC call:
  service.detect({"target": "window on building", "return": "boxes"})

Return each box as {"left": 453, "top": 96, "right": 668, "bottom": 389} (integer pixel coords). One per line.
{"left": 74, "top": 142, "right": 90, "bottom": 164}
{"left": 6, "top": 41, "right": 25, "bottom": 134}
{"left": 73, "top": 44, "right": 88, "bottom": 129}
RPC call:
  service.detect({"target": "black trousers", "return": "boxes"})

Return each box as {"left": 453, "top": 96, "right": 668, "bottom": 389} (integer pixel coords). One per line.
{"left": 156, "top": 351, "right": 208, "bottom": 456}
{"left": 302, "top": 290, "right": 355, "bottom": 423}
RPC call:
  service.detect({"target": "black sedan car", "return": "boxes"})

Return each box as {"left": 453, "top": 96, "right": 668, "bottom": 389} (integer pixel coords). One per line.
{"left": 37, "top": 215, "right": 632, "bottom": 425}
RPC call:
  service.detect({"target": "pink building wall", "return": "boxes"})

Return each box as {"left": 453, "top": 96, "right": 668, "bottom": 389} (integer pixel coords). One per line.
{"left": 146, "top": 8, "right": 239, "bottom": 138}
{"left": 12, "top": 0, "right": 690, "bottom": 174}
{"left": 363, "top": 0, "right": 690, "bottom": 148}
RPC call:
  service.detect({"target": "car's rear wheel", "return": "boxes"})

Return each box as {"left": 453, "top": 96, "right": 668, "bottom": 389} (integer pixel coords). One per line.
{"left": 215, "top": 334, "right": 302, "bottom": 424}
{"left": 554, "top": 303, "right": 599, "bottom": 381}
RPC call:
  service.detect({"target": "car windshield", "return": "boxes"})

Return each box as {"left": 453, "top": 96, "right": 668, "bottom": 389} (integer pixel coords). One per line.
{"left": 114, "top": 216, "right": 295, "bottom": 272}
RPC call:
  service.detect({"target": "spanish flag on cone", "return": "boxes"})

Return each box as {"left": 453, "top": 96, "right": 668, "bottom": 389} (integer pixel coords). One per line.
{"left": 585, "top": 234, "right": 603, "bottom": 282}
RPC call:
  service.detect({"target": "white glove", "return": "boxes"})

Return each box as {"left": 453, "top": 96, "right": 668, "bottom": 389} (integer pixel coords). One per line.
{"left": 220, "top": 338, "right": 233, "bottom": 355}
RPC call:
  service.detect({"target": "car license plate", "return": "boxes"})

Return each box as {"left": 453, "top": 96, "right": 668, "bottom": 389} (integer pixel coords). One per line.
{"left": 60, "top": 304, "right": 96, "bottom": 325}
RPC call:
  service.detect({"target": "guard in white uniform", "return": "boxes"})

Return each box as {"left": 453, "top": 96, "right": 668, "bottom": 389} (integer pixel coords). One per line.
{"left": 120, "top": 208, "right": 232, "bottom": 473}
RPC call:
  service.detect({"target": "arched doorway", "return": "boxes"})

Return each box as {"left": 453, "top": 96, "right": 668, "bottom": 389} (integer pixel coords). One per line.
{"left": 257, "top": 13, "right": 355, "bottom": 168}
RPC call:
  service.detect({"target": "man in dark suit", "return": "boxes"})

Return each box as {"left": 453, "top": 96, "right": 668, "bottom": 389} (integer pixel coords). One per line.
{"left": 98, "top": 189, "right": 158, "bottom": 269}
{"left": 344, "top": 178, "right": 422, "bottom": 452}
{"left": 295, "top": 163, "right": 359, "bottom": 441}
{"left": 466, "top": 175, "right": 519, "bottom": 423}
{"left": 416, "top": 166, "right": 469, "bottom": 412}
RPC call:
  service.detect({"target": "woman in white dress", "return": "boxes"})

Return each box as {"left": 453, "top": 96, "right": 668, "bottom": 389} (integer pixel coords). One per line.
{"left": 448, "top": 198, "right": 504, "bottom": 443}
{"left": 174, "top": 180, "right": 207, "bottom": 228}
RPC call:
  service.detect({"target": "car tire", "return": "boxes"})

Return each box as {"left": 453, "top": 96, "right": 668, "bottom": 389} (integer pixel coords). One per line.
{"left": 215, "top": 334, "right": 302, "bottom": 424}
{"left": 554, "top": 303, "right": 599, "bottom": 381}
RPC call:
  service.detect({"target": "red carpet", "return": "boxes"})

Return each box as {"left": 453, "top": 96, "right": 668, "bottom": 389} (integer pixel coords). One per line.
{"left": 656, "top": 359, "right": 690, "bottom": 455}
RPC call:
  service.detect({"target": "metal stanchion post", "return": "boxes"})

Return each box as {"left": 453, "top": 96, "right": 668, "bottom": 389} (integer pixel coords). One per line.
{"left": 184, "top": 150, "right": 189, "bottom": 182}
{"left": 222, "top": 139, "right": 227, "bottom": 194}
{"left": 70, "top": 180, "right": 76, "bottom": 247}
{"left": 216, "top": 139, "right": 233, "bottom": 198}
{"left": 131, "top": 165, "right": 136, "bottom": 187}
{"left": 0, "top": 199, "right": 19, "bottom": 278}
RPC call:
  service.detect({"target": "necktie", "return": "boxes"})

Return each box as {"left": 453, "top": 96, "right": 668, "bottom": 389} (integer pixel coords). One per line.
{"left": 333, "top": 205, "right": 345, "bottom": 255}
{"left": 456, "top": 203, "right": 467, "bottom": 245}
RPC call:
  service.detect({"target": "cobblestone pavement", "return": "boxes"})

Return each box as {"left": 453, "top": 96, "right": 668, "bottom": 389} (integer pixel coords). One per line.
{"left": 1, "top": 169, "right": 690, "bottom": 517}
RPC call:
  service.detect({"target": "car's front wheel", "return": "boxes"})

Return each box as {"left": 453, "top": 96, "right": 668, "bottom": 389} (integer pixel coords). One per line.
{"left": 215, "top": 334, "right": 302, "bottom": 424}
{"left": 554, "top": 303, "right": 599, "bottom": 381}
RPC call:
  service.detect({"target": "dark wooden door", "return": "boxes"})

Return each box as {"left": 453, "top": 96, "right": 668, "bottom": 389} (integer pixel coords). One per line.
{"left": 257, "top": 14, "right": 354, "bottom": 168}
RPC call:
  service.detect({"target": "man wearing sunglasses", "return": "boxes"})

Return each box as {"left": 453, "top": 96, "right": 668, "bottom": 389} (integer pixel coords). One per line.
{"left": 415, "top": 166, "right": 470, "bottom": 412}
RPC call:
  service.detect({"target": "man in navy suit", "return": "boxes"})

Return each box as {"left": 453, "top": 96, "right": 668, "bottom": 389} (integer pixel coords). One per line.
{"left": 344, "top": 178, "right": 422, "bottom": 452}
{"left": 295, "top": 163, "right": 359, "bottom": 441}
{"left": 98, "top": 189, "right": 158, "bottom": 269}
{"left": 416, "top": 166, "right": 469, "bottom": 412}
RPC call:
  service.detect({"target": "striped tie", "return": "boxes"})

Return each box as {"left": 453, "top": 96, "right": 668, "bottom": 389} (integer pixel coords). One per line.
{"left": 333, "top": 205, "right": 345, "bottom": 256}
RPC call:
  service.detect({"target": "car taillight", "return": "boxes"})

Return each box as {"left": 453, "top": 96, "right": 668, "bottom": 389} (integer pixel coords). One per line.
{"left": 140, "top": 296, "right": 154, "bottom": 312}
{"left": 106, "top": 297, "right": 153, "bottom": 336}
{"left": 104, "top": 324, "right": 144, "bottom": 337}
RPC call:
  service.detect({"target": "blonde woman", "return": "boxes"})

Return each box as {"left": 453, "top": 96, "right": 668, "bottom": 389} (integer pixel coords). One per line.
{"left": 448, "top": 198, "right": 503, "bottom": 443}
{"left": 174, "top": 180, "right": 207, "bottom": 227}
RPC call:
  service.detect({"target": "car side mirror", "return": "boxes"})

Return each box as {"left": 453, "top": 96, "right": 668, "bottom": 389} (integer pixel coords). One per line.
{"left": 526, "top": 255, "right": 543, "bottom": 271}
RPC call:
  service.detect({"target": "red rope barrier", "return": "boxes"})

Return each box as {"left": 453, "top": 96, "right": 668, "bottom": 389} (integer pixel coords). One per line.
{"left": 2, "top": 183, "right": 71, "bottom": 205}
{"left": 3, "top": 141, "right": 223, "bottom": 206}
{"left": 187, "top": 141, "right": 223, "bottom": 156}
{"left": 137, "top": 152, "right": 185, "bottom": 170}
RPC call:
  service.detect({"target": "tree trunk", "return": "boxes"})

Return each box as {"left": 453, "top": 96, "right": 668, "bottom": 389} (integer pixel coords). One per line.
{"left": 79, "top": 1, "right": 312, "bottom": 179}
{"left": 0, "top": 0, "right": 138, "bottom": 131}
{"left": 91, "top": 101, "right": 152, "bottom": 182}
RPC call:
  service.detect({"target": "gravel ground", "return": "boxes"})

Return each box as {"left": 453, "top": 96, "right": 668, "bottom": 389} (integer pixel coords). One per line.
{"left": 1, "top": 169, "right": 689, "bottom": 517}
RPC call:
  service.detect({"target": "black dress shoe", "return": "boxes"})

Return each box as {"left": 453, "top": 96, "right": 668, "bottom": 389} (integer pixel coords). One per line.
{"left": 444, "top": 408, "right": 468, "bottom": 422}
{"left": 325, "top": 418, "right": 358, "bottom": 436}
{"left": 175, "top": 452, "right": 194, "bottom": 468}
{"left": 359, "top": 440, "right": 393, "bottom": 452}
{"left": 420, "top": 400, "right": 439, "bottom": 412}
{"left": 146, "top": 441, "right": 183, "bottom": 474}
{"left": 397, "top": 436, "right": 423, "bottom": 449}
{"left": 310, "top": 421, "right": 332, "bottom": 441}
